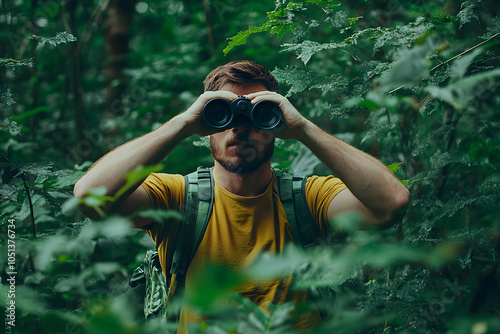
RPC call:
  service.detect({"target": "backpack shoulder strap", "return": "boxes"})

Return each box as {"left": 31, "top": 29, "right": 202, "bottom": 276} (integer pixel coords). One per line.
{"left": 171, "top": 166, "right": 214, "bottom": 276}
{"left": 276, "top": 168, "right": 317, "bottom": 248}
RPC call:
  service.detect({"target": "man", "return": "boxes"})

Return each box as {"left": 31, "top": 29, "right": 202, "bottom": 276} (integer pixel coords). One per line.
{"left": 74, "top": 60, "right": 409, "bottom": 330}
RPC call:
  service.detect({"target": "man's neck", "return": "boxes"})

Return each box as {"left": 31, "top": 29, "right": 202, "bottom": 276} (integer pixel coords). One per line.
{"left": 213, "top": 161, "right": 273, "bottom": 197}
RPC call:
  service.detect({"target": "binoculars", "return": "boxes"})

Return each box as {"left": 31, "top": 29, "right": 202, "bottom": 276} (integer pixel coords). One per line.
{"left": 202, "top": 97, "right": 283, "bottom": 130}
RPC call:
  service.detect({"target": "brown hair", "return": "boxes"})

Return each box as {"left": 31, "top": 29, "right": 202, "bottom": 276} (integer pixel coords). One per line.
{"left": 203, "top": 60, "right": 279, "bottom": 93}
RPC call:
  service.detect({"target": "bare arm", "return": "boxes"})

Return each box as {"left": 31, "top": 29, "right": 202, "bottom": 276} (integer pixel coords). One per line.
{"left": 73, "top": 115, "right": 189, "bottom": 227}
{"left": 73, "top": 91, "right": 238, "bottom": 227}
{"left": 297, "top": 121, "right": 409, "bottom": 224}
{"left": 247, "top": 91, "right": 410, "bottom": 224}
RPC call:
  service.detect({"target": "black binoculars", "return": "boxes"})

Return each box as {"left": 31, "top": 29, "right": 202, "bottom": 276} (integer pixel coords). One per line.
{"left": 202, "top": 97, "right": 283, "bottom": 130}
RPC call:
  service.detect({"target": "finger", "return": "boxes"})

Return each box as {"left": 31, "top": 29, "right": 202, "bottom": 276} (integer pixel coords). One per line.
{"left": 250, "top": 94, "right": 287, "bottom": 106}
{"left": 245, "top": 91, "right": 278, "bottom": 99}
{"left": 200, "top": 91, "right": 239, "bottom": 104}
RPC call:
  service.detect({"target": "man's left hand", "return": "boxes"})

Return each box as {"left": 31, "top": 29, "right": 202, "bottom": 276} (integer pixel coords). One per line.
{"left": 246, "top": 91, "right": 310, "bottom": 140}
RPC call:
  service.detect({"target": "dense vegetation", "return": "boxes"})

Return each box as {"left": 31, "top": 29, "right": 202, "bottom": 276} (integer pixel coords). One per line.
{"left": 1, "top": 0, "right": 499, "bottom": 333}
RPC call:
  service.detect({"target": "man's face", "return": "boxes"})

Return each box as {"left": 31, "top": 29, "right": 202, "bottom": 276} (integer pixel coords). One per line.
{"left": 209, "top": 83, "right": 275, "bottom": 174}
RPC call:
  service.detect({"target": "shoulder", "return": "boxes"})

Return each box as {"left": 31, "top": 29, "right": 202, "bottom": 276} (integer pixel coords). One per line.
{"left": 303, "top": 174, "right": 347, "bottom": 226}
{"left": 305, "top": 175, "right": 346, "bottom": 195}
{"left": 143, "top": 173, "right": 186, "bottom": 196}
{"left": 142, "top": 173, "right": 186, "bottom": 209}
{"left": 144, "top": 172, "right": 185, "bottom": 188}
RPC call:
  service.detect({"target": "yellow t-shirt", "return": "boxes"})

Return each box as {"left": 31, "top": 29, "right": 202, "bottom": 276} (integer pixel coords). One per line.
{"left": 141, "top": 168, "right": 346, "bottom": 331}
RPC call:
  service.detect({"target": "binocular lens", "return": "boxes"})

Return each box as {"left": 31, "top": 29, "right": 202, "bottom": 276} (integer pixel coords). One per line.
{"left": 203, "top": 99, "right": 232, "bottom": 128}
{"left": 252, "top": 101, "right": 281, "bottom": 129}
{"left": 203, "top": 97, "right": 282, "bottom": 129}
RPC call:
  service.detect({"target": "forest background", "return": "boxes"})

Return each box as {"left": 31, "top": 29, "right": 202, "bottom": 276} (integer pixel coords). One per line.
{"left": 1, "top": 0, "right": 499, "bottom": 333}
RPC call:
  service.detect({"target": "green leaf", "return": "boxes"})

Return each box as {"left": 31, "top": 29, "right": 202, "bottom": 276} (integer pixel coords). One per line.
{"left": 0, "top": 161, "right": 54, "bottom": 181}
{"left": 186, "top": 264, "right": 248, "bottom": 308}
{"left": 426, "top": 68, "right": 500, "bottom": 109}
{"left": 304, "top": 0, "right": 340, "bottom": 9}
{"left": 29, "top": 31, "right": 77, "bottom": 49}
{"left": 378, "top": 38, "right": 436, "bottom": 93}
{"left": 0, "top": 57, "right": 34, "bottom": 69}
{"left": 49, "top": 169, "right": 84, "bottom": 189}
{"left": 10, "top": 106, "right": 49, "bottom": 122}
{"left": 32, "top": 187, "right": 61, "bottom": 211}
{"left": 272, "top": 66, "right": 346, "bottom": 97}
{"left": 0, "top": 86, "right": 16, "bottom": 106}
{"left": 372, "top": 19, "right": 435, "bottom": 52}
{"left": 97, "top": 215, "right": 133, "bottom": 239}
{"left": 346, "top": 91, "right": 403, "bottom": 111}
{"left": 223, "top": 25, "right": 270, "bottom": 56}
{"left": 329, "top": 211, "right": 364, "bottom": 233}
{"left": 61, "top": 196, "right": 80, "bottom": 215}
{"left": 387, "top": 162, "right": 404, "bottom": 173}
{"left": 281, "top": 40, "right": 347, "bottom": 65}
{"left": 348, "top": 16, "right": 362, "bottom": 25}
{"left": 87, "top": 186, "right": 108, "bottom": 197}
{"left": 480, "top": 16, "right": 500, "bottom": 40}
{"left": 0, "top": 184, "right": 20, "bottom": 202}
{"left": 247, "top": 245, "right": 307, "bottom": 280}
{"left": 269, "top": 22, "right": 299, "bottom": 39}
{"left": 132, "top": 208, "right": 183, "bottom": 222}
{"left": 114, "top": 164, "right": 163, "bottom": 199}
{"left": 457, "top": 0, "right": 480, "bottom": 29}
{"left": 81, "top": 186, "right": 114, "bottom": 208}
{"left": 449, "top": 47, "right": 484, "bottom": 82}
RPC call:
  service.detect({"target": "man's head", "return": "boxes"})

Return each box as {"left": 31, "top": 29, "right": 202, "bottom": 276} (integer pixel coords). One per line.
{"left": 204, "top": 61, "right": 278, "bottom": 175}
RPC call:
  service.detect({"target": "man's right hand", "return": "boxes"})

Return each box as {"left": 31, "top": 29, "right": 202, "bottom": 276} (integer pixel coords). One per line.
{"left": 74, "top": 90, "right": 238, "bottom": 227}
{"left": 177, "top": 91, "right": 239, "bottom": 137}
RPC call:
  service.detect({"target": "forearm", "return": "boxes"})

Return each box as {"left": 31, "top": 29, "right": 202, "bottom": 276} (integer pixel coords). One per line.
{"left": 297, "top": 121, "right": 410, "bottom": 217}
{"left": 73, "top": 114, "right": 190, "bottom": 199}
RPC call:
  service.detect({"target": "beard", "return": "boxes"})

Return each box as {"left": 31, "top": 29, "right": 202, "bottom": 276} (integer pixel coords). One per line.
{"left": 210, "top": 134, "right": 275, "bottom": 174}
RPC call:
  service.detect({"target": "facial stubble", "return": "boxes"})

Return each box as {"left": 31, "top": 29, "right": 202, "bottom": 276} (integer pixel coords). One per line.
{"left": 210, "top": 135, "right": 275, "bottom": 174}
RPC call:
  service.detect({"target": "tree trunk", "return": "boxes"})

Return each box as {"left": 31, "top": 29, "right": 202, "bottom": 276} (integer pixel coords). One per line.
{"left": 68, "top": 0, "right": 85, "bottom": 146}
{"left": 104, "top": 0, "right": 135, "bottom": 115}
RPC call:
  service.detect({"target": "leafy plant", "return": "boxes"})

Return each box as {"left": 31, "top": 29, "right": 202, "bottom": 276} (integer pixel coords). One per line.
{"left": 1, "top": 0, "right": 499, "bottom": 333}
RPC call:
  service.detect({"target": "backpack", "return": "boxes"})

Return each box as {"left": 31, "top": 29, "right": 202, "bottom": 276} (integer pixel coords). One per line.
{"left": 129, "top": 166, "right": 318, "bottom": 320}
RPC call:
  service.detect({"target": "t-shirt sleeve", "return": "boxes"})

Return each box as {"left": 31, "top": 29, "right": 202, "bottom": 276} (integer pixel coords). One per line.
{"left": 140, "top": 173, "right": 185, "bottom": 243}
{"left": 305, "top": 175, "right": 347, "bottom": 237}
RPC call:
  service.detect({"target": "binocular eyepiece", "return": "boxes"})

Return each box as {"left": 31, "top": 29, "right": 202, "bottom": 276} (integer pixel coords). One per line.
{"left": 202, "top": 97, "right": 283, "bottom": 130}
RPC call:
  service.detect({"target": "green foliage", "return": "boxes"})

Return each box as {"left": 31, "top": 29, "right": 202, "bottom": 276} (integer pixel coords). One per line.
{"left": 1, "top": 0, "right": 500, "bottom": 333}
{"left": 29, "top": 31, "right": 77, "bottom": 49}
{"left": 114, "top": 164, "right": 164, "bottom": 200}
{"left": 0, "top": 57, "right": 34, "bottom": 69}
{"left": 272, "top": 66, "right": 347, "bottom": 96}
{"left": 0, "top": 86, "right": 16, "bottom": 106}
{"left": 281, "top": 40, "right": 348, "bottom": 65}
{"left": 480, "top": 16, "right": 500, "bottom": 40}
{"left": 223, "top": 1, "right": 500, "bottom": 332}
{"left": 224, "top": 0, "right": 340, "bottom": 55}
{"left": 426, "top": 68, "right": 500, "bottom": 110}
{"left": 457, "top": 0, "right": 480, "bottom": 29}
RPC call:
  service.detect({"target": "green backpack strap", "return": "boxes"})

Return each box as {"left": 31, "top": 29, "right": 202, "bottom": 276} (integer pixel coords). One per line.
{"left": 275, "top": 168, "right": 317, "bottom": 248}
{"left": 129, "top": 167, "right": 214, "bottom": 321}
{"left": 171, "top": 166, "right": 214, "bottom": 277}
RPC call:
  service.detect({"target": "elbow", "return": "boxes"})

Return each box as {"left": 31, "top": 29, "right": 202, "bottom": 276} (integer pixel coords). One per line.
{"left": 73, "top": 180, "right": 103, "bottom": 220}
{"left": 371, "top": 186, "right": 410, "bottom": 226}
{"left": 381, "top": 186, "right": 410, "bottom": 225}
{"left": 73, "top": 179, "right": 87, "bottom": 199}
{"left": 394, "top": 185, "right": 410, "bottom": 210}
